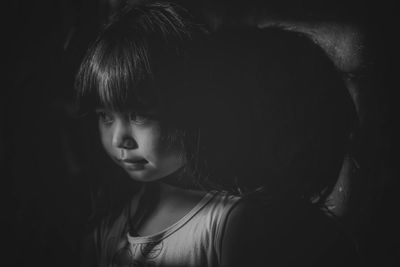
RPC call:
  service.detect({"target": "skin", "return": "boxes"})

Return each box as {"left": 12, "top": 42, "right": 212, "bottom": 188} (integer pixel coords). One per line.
{"left": 96, "top": 108, "right": 184, "bottom": 182}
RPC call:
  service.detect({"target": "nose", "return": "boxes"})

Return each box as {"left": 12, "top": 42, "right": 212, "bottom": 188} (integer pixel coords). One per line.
{"left": 112, "top": 120, "right": 137, "bottom": 150}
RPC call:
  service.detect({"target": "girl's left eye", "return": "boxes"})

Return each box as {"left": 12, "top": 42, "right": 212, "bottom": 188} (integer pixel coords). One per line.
{"left": 128, "top": 112, "right": 149, "bottom": 124}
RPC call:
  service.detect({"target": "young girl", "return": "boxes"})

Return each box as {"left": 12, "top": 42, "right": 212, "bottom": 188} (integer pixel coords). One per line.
{"left": 76, "top": 1, "right": 359, "bottom": 267}
{"left": 75, "top": 2, "right": 256, "bottom": 267}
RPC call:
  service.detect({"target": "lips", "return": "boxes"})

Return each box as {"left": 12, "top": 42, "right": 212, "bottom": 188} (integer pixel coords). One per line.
{"left": 121, "top": 158, "right": 148, "bottom": 164}
{"left": 118, "top": 157, "right": 148, "bottom": 171}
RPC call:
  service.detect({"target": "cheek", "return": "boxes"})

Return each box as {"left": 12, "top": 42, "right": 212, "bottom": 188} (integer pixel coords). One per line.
{"left": 163, "top": 151, "right": 185, "bottom": 170}
{"left": 137, "top": 125, "right": 163, "bottom": 155}
{"left": 157, "top": 139, "right": 186, "bottom": 170}
{"left": 157, "top": 127, "right": 185, "bottom": 156}
{"left": 140, "top": 126, "right": 184, "bottom": 164}
{"left": 98, "top": 125, "right": 114, "bottom": 155}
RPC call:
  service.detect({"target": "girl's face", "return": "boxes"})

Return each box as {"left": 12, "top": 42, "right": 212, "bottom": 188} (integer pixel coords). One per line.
{"left": 96, "top": 108, "right": 184, "bottom": 182}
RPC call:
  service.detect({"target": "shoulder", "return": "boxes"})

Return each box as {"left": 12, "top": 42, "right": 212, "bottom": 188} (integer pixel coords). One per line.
{"left": 219, "top": 194, "right": 268, "bottom": 248}
{"left": 216, "top": 194, "right": 267, "bottom": 267}
{"left": 195, "top": 191, "right": 245, "bottom": 248}
{"left": 209, "top": 191, "right": 242, "bottom": 209}
{"left": 205, "top": 191, "right": 243, "bottom": 237}
{"left": 218, "top": 193, "right": 266, "bottom": 233}
{"left": 199, "top": 191, "right": 242, "bottom": 222}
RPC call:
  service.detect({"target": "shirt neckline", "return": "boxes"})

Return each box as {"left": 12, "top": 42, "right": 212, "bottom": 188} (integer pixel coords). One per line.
{"left": 127, "top": 191, "right": 217, "bottom": 244}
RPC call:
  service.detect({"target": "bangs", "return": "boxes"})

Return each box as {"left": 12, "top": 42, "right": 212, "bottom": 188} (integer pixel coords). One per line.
{"left": 74, "top": 2, "right": 198, "bottom": 116}
{"left": 75, "top": 33, "right": 158, "bottom": 114}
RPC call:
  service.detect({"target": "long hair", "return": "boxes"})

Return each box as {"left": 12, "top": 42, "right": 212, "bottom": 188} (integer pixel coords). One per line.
{"left": 75, "top": 2, "right": 207, "bottom": 266}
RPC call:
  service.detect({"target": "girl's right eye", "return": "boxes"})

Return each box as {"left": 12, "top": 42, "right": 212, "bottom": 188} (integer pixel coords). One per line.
{"left": 95, "top": 110, "right": 114, "bottom": 125}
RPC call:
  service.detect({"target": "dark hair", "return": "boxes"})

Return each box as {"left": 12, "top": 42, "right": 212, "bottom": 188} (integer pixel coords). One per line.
{"left": 76, "top": 0, "right": 210, "bottom": 180}
{"left": 179, "top": 27, "right": 358, "bottom": 204}
{"left": 74, "top": 2, "right": 207, "bottom": 266}
{"left": 76, "top": 1, "right": 194, "bottom": 110}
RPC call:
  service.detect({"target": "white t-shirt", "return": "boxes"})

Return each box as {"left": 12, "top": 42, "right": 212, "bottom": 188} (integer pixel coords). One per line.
{"left": 111, "top": 191, "right": 241, "bottom": 267}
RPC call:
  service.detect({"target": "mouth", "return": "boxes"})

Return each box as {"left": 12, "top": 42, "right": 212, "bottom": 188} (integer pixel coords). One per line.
{"left": 117, "top": 157, "right": 149, "bottom": 171}
{"left": 122, "top": 158, "right": 148, "bottom": 164}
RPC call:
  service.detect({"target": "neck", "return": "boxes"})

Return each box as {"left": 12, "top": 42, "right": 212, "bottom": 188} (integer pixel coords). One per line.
{"left": 158, "top": 182, "right": 187, "bottom": 199}
{"left": 144, "top": 169, "right": 200, "bottom": 205}
{"left": 158, "top": 167, "right": 198, "bottom": 190}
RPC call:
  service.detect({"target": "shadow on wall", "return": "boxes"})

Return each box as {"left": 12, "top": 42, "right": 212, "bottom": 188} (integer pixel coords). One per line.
{"left": 189, "top": 2, "right": 396, "bottom": 266}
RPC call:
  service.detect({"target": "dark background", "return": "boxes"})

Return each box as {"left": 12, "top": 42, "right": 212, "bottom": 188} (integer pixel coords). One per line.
{"left": 3, "top": 0, "right": 397, "bottom": 266}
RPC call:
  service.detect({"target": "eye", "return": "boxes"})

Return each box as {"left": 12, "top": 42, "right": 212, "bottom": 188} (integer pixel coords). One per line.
{"left": 95, "top": 109, "right": 114, "bottom": 125}
{"left": 128, "top": 112, "right": 149, "bottom": 125}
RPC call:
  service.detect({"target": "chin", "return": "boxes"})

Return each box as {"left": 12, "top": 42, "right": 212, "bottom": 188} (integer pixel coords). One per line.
{"left": 124, "top": 165, "right": 182, "bottom": 183}
{"left": 125, "top": 170, "right": 161, "bottom": 182}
